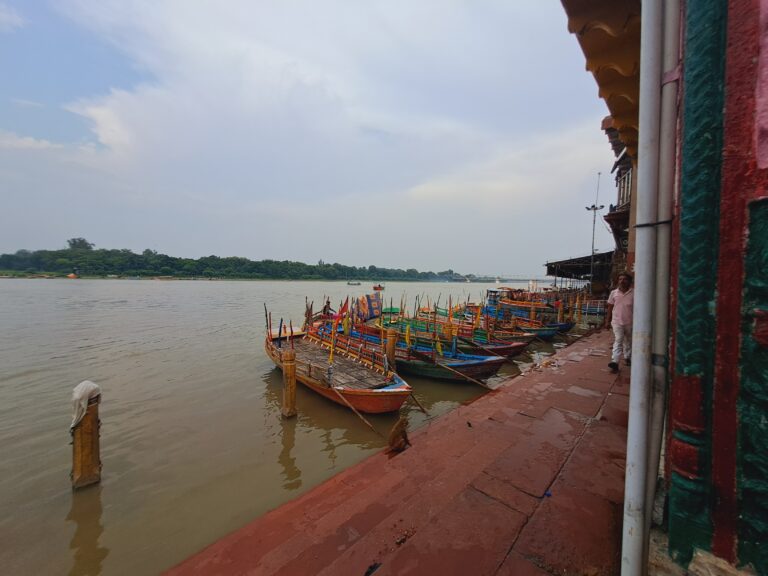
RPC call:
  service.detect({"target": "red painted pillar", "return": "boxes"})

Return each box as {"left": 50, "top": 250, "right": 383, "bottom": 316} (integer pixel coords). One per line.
{"left": 712, "top": 0, "right": 763, "bottom": 562}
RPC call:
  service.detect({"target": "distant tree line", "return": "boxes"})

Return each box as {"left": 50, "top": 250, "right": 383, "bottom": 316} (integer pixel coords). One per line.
{"left": 0, "top": 238, "right": 468, "bottom": 281}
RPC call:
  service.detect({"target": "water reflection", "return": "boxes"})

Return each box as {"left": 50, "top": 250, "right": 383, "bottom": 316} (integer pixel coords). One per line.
{"left": 66, "top": 486, "right": 109, "bottom": 576}
{"left": 278, "top": 417, "right": 302, "bottom": 491}
{"left": 321, "top": 428, "right": 338, "bottom": 468}
{"left": 259, "top": 355, "right": 491, "bottom": 453}
{"left": 262, "top": 366, "right": 387, "bottom": 450}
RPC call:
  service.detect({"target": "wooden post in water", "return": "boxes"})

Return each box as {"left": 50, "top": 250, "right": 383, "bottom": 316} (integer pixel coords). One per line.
{"left": 557, "top": 300, "right": 564, "bottom": 323}
{"left": 386, "top": 328, "right": 397, "bottom": 368}
{"left": 71, "top": 395, "right": 101, "bottom": 489}
{"left": 282, "top": 349, "right": 297, "bottom": 418}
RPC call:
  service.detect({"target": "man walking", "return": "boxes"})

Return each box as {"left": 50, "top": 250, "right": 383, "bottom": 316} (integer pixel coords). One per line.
{"left": 605, "top": 272, "right": 634, "bottom": 373}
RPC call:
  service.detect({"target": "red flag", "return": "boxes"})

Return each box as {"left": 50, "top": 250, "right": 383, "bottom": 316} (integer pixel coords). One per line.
{"left": 334, "top": 297, "right": 349, "bottom": 320}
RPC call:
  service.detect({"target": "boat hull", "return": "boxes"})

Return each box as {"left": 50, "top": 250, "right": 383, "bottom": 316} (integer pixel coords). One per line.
{"left": 456, "top": 341, "right": 528, "bottom": 358}
{"left": 395, "top": 355, "right": 505, "bottom": 382}
{"left": 546, "top": 321, "right": 574, "bottom": 333}
{"left": 265, "top": 338, "right": 410, "bottom": 414}
{"left": 301, "top": 380, "right": 411, "bottom": 413}
{"left": 519, "top": 327, "right": 559, "bottom": 341}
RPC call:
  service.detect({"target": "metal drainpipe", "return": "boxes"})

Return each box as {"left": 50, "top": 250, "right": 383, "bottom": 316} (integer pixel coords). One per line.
{"left": 621, "top": 0, "right": 663, "bottom": 573}
{"left": 644, "top": 0, "right": 681, "bottom": 549}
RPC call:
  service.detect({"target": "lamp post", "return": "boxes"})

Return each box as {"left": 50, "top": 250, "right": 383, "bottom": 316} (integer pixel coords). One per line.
{"left": 585, "top": 172, "right": 604, "bottom": 293}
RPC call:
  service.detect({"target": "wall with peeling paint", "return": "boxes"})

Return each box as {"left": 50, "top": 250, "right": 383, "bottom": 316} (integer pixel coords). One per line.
{"left": 668, "top": 0, "right": 768, "bottom": 573}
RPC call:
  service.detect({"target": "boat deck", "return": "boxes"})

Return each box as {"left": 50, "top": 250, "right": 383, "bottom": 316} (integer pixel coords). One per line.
{"left": 279, "top": 337, "right": 390, "bottom": 390}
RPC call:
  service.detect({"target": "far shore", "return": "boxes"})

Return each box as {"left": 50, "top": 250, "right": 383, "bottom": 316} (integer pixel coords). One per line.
{"left": 0, "top": 274, "right": 540, "bottom": 283}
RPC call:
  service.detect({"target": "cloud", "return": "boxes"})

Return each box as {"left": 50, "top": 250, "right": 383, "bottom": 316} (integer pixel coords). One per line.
{"left": 0, "top": 131, "right": 61, "bottom": 150}
{"left": 0, "top": 3, "right": 23, "bottom": 33}
{"left": 11, "top": 99, "right": 44, "bottom": 108}
{"left": 1, "top": 1, "right": 617, "bottom": 274}
{"left": 406, "top": 122, "right": 609, "bottom": 208}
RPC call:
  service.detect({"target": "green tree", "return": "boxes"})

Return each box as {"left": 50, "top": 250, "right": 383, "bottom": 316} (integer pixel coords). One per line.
{"left": 67, "top": 238, "right": 95, "bottom": 250}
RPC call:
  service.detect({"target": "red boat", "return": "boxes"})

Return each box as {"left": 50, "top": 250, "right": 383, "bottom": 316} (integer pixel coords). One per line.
{"left": 373, "top": 284, "right": 384, "bottom": 291}
{"left": 264, "top": 330, "right": 410, "bottom": 414}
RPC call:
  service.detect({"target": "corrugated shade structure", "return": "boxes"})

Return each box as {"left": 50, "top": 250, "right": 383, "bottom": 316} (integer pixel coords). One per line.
{"left": 545, "top": 251, "right": 614, "bottom": 280}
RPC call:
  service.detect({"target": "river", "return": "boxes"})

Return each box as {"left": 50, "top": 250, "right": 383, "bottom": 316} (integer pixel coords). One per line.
{"left": 0, "top": 279, "right": 552, "bottom": 575}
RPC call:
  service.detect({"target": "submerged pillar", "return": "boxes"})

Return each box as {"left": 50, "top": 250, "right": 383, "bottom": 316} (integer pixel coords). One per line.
{"left": 282, "top": 349, "right": 297, "bottom": 418}
{"left": 71, "top": 394, "right": 101, "bottom": 490}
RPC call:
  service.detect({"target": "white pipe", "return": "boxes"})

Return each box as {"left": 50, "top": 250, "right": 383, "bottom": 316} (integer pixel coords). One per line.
{"left": 644, "top": 0, "right": 681, "bottom": 542}
{"left": 621, "top": 0, "right": 663, "bottom": 573}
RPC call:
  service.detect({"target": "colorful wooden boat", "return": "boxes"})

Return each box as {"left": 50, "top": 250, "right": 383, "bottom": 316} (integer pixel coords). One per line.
{"left": 264, "top": 330, "right": 411, "bottom": 414}
{"left": 345, "top": 327, "right": 506, "bottom": 383}
{"left": 546, "top": 321, "right": 575, "bottom": 333}
{"left": 470, "top": 329, "right": 537, "bottom": 346}
{"left": 358, "top": 323, "right": 528, "bottom": 359}
{"left": 454, "top": 339, "right": 528, "bottom": 358}
{"left": 517, "top": 326, "right": 559, "bottom": 341}
{"left": 393, "top": 347, "right": 507, "bottom": 382}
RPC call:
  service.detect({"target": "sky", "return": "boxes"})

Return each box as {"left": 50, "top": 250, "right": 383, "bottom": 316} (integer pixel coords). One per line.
{"left": 0, "top": 1, "right": 617, "bottom": 277}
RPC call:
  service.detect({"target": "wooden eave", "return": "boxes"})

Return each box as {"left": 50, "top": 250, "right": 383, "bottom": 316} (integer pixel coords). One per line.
{"left": 561, "top": 0, "right": 641, "bottom": 158}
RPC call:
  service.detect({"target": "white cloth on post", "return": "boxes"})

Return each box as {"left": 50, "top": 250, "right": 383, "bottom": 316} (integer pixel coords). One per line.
{"left": 70, "top": 380, "right": 101, "bottom": 430}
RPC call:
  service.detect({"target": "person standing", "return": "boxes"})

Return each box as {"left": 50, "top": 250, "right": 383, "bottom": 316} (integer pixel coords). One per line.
{"left": 605, "top": 272, "right": 634, "bottom": 372}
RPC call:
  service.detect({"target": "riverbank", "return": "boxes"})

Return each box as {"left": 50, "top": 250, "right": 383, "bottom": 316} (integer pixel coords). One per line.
{"left": 0, "top": 273, "right": 547, "bottom": 283}
{"left": 167, "top": 329, "right": 628, "bottom": 575}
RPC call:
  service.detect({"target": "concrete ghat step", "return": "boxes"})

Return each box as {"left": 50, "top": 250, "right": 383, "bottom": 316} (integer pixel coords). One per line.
{"left": 166, "top": 331, "right": 625, "bottom": 576}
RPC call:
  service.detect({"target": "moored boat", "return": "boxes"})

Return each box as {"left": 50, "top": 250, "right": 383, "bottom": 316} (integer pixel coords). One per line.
{"left": 517, "top": 325, "right": 559, "bottom": 341}
{"left": 264, "top": 329, "right": 411, "bottom": 414}
{"left": 393, "top": 347, "right": 506, "bottom": 382}
{"left": 344, "top": 326, "right": 506, "bottom": 384}
{"left": 357, "top": 322, "right": 528, "bottom": 359}
{"left": 454, "top": 339, "right": 528, "bottom": 358}
{"left": 546, "top": 321, "right": 575, "bottom": 333}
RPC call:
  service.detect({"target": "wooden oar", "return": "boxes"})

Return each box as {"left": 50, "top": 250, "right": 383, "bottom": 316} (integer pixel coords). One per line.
{"left": 329, "top": 385, "right": 382, "bottom": 436}
{"left": 409, "top": 392, "right": 429, "bottom": 415}
{"left": 408, "top": 347, "right": 492, "bottom": 389}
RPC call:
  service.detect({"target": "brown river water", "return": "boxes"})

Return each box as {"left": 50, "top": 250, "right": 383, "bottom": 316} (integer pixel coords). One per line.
{"left": 0, "top": 279, "right": 554, "bottom": 575}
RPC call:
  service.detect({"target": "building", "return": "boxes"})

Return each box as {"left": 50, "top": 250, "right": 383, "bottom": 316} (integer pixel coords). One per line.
{"left": 560, "top": 0, "right": 768, "bottom": 574}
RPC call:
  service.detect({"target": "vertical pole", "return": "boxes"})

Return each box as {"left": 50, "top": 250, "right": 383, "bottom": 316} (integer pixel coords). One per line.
{"left": 575, "top": 294, "right": 582, "bottom": 326}
{"left": 644, "top": 0, "right": 680, "bottom": 546}
{"left": 71, "top": 396, "right": 101, "bottom": 489}
{"left": 282, "top": 349, "right": 297, "bottom": 418}
{"left": 591, "top": 207, "right": 597, "bottom": 290}
{"left": 588, "top": 172, "right": 604, "bottom": 295}
{"left": 622, "top": 0, "right": 662, "bottom": 571}
{"left": 386, "top": 328, "right": 397, "bottom": 368}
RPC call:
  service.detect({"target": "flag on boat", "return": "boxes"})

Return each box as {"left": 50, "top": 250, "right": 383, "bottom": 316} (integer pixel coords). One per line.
{"left": 366, "top": 292, "right": 382, "bottom": 319}
{"left": 334, "top": 297, "right": 349, "bottom": 320}
{"left": 434, "top": 333, "right": 443, "bottom": 356}
{"left": 357, "top": 295, "right": 369, "bottom": 321}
